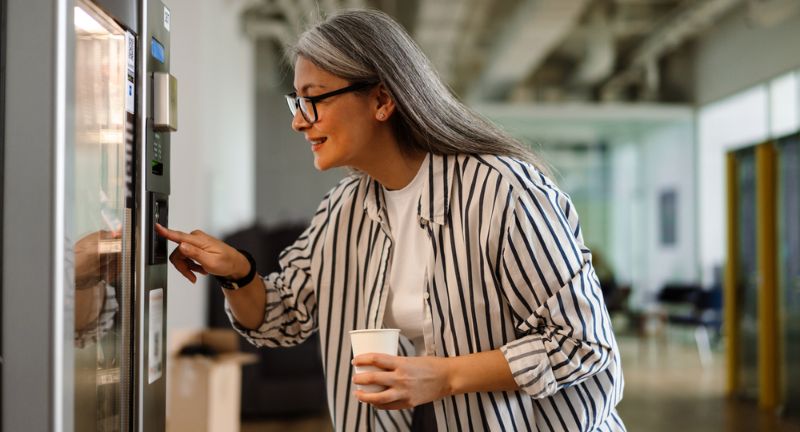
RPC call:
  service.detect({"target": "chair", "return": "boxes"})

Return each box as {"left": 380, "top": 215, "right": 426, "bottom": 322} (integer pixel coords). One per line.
{"left": 656, "top": 283, "right": 723, "bottom": 367}
{"left": 208, "top": 223, "right": 328, "bottom": 419}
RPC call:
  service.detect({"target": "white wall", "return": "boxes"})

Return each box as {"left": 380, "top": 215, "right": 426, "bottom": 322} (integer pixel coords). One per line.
{"left": 638, "top": 122, "right": 698, "bottom": 302}
{"left": 254, "top": 42, "right": 346, "bottom": 227}
{"left": 695, "top": 6, "right": 800, "bottom": 105}
{"left": 166, "top": 0, "right": 255, "bottom": 330}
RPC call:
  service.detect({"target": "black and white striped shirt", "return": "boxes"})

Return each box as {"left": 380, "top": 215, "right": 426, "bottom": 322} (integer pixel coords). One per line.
{"left": 227, "top": 153, "right": 626, "bottom": 431}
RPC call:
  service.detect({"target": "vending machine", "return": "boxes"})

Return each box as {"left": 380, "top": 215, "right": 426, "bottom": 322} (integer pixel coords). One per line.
{"left": 74, "top": 0, "right": 176, "bottom": 430}
{"left": 3, "top": 0, "right": 176, "bottom": 431}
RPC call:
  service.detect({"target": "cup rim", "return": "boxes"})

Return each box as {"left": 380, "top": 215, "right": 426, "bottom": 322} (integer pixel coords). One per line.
{"left": 349, "top": 328, "right": 400, "bottom": 335}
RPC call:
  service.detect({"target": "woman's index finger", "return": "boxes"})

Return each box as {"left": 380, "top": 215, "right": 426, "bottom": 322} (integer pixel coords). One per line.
{"left": 154, "top": 223, "right": 201, "bottom": 246}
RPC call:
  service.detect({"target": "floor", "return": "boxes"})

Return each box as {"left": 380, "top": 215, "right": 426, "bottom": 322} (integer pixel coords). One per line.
{"left": 242, "top": 326, "right": 800, "bottom": 432}
{"left": 616, "top": 328, "right": 800, "bottom": 432}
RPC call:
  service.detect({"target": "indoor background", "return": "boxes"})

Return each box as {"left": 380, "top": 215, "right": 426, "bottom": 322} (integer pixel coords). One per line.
{"left": 137, "top": 0, "right": 800, "bottom": 430}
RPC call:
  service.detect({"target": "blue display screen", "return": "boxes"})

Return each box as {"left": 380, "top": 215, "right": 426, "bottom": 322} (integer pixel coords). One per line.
{"left": 151, "top": 38, "right": 165, "bottom": 63}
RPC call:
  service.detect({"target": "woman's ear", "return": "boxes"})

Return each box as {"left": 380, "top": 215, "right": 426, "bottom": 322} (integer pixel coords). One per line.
{"left": 373, "top": 83, "right": 396, "bottom": 121}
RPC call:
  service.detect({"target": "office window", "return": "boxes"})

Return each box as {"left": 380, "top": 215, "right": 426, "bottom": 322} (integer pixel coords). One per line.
{"left": 769, "top": 72, "right": 799, "bottom": 139}
{"left": 699, "top": 85, "right": 769, "bottom": 151}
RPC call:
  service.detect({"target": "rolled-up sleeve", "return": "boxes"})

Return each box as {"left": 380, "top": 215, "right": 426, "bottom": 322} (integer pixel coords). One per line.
{"left": 74, "top": 281, "right": 119, "bottom": 348}
{"left": 225, "top": 193, "right": 331, "bottom": 348}
{"left": 497, "top": 181, "right": 615, "bottom": 399}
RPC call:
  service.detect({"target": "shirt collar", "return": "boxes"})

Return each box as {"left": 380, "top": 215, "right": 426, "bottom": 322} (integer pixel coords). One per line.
{"left": 362, "top": 153, "right": 456, "bottom": 226}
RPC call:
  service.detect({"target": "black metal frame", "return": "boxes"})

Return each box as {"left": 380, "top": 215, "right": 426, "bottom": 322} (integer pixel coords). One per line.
{"left": 286, "top": 81, "right": 377, "bottom": 124}
{"left": 1, "top": 0, "right": 7, "bottom": 426}
{"left": 93, "top": 0, "right": 137, "bottom": 30}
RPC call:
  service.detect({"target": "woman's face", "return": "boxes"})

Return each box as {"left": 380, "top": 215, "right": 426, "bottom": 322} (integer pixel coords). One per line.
{"left": 291, "top": 56, "right": 380, "bottom": 171}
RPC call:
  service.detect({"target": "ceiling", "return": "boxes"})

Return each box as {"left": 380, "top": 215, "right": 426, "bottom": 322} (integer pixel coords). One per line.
{"left": 242, "top": 0, "right": 800, "bottom": 104}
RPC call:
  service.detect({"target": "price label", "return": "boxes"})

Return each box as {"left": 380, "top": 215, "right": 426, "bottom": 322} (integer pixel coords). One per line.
{"left": 125, "top": 31, "right": 135, "bottom": 74}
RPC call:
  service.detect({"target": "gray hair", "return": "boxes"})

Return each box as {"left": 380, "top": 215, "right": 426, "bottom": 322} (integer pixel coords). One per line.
{"left": 289, "top": 9, "right": 550, "bottom": 175}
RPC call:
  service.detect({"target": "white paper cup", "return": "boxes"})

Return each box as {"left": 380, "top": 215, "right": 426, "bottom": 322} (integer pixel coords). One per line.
{"left": 349, "top": 328, "right": 400, "bottom": 393}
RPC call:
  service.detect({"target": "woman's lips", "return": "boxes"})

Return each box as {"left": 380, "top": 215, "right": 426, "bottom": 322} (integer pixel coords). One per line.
{"left": 311, "top": 137, "right": 327, "bottom": 152}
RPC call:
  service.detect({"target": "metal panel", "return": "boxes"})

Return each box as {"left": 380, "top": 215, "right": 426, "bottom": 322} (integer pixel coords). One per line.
{"left": 135, "top": 1, "right": 171, "bottom": 430}
{"left": 0, "top": 0, "right": 6, "bottom": 423}
{"left": 2, "top": 1, "right": 74, "bottom": 432}
{"left": 94, "top": 0, "right": 137, "bottom": 30}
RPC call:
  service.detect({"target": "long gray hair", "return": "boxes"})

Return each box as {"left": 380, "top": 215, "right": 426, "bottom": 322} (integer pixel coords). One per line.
{"left": 290, "top": 9, "right": 549, "bottom": 174}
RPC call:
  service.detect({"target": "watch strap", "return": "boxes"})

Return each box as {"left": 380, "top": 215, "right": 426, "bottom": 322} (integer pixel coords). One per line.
{"left": 215, "top": 248, "right": 256, "bottom": 290}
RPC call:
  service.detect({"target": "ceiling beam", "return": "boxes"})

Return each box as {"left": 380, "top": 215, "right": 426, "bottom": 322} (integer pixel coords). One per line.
{"left": 468, "top": 0, "right": 590, "bottom": 101}
{"left": 570, "top": 5, "right": 615, "bottom": 87}
{"left": 414, "top": 0, "right": 478, "bottom": 84}
{"left": 602, "top": 0, "right": 744, "bottom": 99}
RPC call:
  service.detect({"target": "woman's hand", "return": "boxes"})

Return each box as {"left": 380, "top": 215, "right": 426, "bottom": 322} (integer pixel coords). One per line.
{"left": 74, "top": 230, "right": 121, "bottom": 290}
{"left": 154, "top": 223, "right": 248, "bottom": 283}
{"left": 351, "top": 354, "right": 452, "bottom": 410}
{"left": 157, "top": 223, "right": 267, "bottom": 329}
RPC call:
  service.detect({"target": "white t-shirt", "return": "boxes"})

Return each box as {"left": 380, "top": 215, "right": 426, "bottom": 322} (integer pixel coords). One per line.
{"left": 382, "top": 155, "right": 430, "bottom": 355}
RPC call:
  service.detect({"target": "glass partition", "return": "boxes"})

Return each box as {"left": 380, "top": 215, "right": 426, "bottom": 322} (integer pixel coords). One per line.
{"left": 778, "top": 134, "right": 800, "bottom": 416}
{"left": 735, "top": 147, "right": 759, "bottom": 401}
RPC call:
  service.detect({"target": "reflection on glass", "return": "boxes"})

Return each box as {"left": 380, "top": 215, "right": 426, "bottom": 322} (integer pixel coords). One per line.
{"left": 736, "top": 148, "right": 759, "bottom": 400}
{"left": 778, "top": 135, "right": 800, "bottom": 416}
{"left": 72, "top": 2, "right": 130, "bottom": 431}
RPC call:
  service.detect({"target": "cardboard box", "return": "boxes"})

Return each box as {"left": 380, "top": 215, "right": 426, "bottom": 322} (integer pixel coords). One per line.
{"left": 167, "top": 329, "right": 257, "bottom": 432}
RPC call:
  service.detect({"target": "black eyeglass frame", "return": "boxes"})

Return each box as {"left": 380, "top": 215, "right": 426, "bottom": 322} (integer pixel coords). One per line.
{"left": 286, "top": 81, "right": 377, "bottom": 124}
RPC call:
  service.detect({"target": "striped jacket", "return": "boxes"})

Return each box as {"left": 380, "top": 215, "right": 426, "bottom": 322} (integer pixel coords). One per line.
{"left": 227, "top": 153, "right": 626, "bottom": 431}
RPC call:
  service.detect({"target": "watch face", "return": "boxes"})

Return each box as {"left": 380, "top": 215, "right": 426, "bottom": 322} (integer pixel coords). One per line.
{"left": 216, "top": 276, "right": 239, "bottom": 290}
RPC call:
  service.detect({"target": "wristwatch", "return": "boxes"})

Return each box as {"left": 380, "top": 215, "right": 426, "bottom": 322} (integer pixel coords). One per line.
{"left": 215, "top": 248, "right": 257, "bottom": 290}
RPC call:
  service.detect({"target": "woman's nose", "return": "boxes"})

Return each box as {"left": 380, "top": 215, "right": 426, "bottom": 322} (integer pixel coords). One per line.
{"left": 291, "top": 108, "right": 311, "bottom": 131}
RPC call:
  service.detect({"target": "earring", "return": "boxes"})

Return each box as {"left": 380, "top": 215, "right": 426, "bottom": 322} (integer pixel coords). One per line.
{"left": 378, "top": 112, "right": 385, "bottom": 119}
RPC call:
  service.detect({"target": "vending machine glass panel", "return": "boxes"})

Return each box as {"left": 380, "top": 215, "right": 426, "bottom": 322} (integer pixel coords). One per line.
{"left": 72, "top": 1, "right": 135, "bottom": 430}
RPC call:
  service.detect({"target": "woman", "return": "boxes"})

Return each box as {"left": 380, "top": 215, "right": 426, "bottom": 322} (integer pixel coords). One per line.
{"left": 157, "top": 9, "right": 625, "bottom": 432}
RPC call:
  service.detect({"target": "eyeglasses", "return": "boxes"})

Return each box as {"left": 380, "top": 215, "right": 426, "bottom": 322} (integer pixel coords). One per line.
{"left": 285, "top": 82, "right": 376, "bottom": 124}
